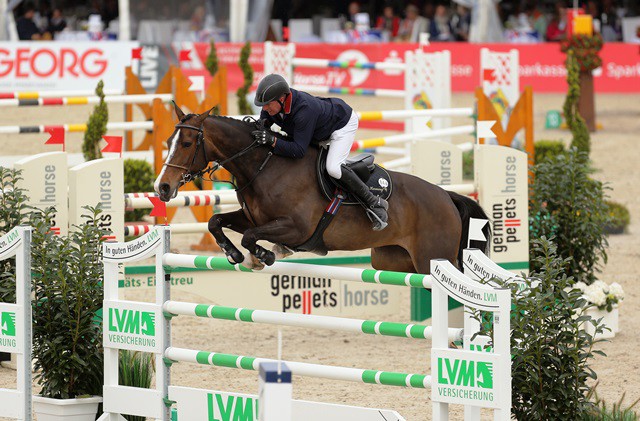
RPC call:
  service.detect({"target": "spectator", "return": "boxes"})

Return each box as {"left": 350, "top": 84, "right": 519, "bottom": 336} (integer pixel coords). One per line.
{"left": 601, "top": 0, "right": 622, "bottom": 41}
{"left": 546, "top": 3, "right": 567, "bottom": 42}
{"left": 586, "top": 0, "right": 601, "bottom": 32}
{"left": 102, "top": 0, "right": 119, "bottom": 29}
{"left": 341, "top": 2, "right": 361, "bottom": 30}
{"left": 47, "top": 7, "right": 67, "bottom": 36}
{"left": 375, "top": 5, "right": 400, "bottom": 38}
{"left": 16, "top": 2, "right": 45, "bottom": 40}
{"left": 190, "top": 5, "right": 206, "bottom": 31}
{"left": 524, "top": 3, "right": 548, "bottom": 41}
{"left": 395, "top": 4, "right": 428, "bottom": 42}
{"left": 429, "top": 4, "right": 454, "bottom": 41}
{"left": 451, "top": 4, "right": 470, "bottom": 41}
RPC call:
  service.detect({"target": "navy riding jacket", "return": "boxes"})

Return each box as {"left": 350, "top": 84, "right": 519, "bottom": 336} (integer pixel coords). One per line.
{"left": 259, "top": 89, "right": 352, "bottom": 159}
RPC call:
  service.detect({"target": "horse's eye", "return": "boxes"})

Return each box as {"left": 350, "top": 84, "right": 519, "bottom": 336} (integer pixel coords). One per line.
{"left": 182, "top": 141, "right": 193, "bottom": 147}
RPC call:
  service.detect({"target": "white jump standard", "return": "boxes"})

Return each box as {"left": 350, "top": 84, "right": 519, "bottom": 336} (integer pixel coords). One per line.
{"left": 99, "top": 226, "right": 512, "bottom": 420}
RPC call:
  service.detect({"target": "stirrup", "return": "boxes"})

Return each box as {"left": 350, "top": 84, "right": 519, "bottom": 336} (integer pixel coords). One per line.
{"left": 365, "top": 209, "right": 388, "bottom": 231}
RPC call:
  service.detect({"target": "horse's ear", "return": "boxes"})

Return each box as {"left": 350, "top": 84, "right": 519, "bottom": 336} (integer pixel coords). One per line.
{"left": 172, "top": 101, "right": 186, "bottom": 120}
{"left": 195, "top": 106, "right": 216, "bottom": 124}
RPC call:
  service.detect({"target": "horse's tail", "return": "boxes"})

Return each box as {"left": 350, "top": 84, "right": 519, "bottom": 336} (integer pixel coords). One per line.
{"left": 447, "top": 191, "right": 492, "bottom": 268}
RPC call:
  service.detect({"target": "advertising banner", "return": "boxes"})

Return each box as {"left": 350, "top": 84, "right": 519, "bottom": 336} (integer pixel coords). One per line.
{"left": 123, "top": 264, "right": 402, "bottom": 318}
{"left": 179, "top": 42, "right": 640, "bottom": 94}
{"left": 0, "top": 41, "right": 138, "bottom": 92}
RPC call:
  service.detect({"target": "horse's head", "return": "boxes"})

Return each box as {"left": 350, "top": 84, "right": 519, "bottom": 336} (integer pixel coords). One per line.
{"left": 154, "top": 103, "right": 214, "bottom": 201}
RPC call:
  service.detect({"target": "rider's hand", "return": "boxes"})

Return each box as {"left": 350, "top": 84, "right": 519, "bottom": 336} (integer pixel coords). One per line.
{"left": 252, "top": 130, "right": 277, "bottom": 147}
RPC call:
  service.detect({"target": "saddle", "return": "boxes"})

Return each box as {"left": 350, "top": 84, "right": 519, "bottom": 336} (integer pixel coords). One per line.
{"left": 316, "top": 146, "right": 393, "bottom": 205}
{"left": 292, "top": 146, "right": 393, "bottom": 254}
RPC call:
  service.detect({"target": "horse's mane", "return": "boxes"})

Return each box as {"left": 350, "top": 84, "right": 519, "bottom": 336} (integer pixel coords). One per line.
{"left": 205, "top": 114, "right": 258, "bottom": 135}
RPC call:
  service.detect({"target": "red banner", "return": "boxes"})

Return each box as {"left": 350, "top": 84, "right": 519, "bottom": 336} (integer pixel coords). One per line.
{"left": 183, "top": 42, "right": 640, "bottom": 94}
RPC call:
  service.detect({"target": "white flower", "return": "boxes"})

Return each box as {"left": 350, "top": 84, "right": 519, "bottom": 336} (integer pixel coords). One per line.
{"left": 609, "top": 282, "right": 625, "bottom": 301}
{"left": 573, "top": 281, "right": 588, "bottom": 292}
{"left": 592, "top": 280, "right": 609, "bottom": 294}
{"left": 585, "top": 289, "right": 607, "bottom": 307}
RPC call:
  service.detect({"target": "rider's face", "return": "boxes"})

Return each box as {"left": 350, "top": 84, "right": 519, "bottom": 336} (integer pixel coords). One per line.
{"left": 262, "top": 95, "right": 285, "bottom": 116}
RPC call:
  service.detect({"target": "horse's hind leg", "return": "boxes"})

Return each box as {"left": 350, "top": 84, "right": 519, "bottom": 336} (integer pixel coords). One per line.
{"left": 371, "top": 245, "right": 416, "bottom": 272}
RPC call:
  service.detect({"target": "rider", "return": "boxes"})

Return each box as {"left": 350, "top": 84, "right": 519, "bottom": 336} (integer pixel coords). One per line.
{"left": 252, "top": 74, "right": 389, "bottom": 231}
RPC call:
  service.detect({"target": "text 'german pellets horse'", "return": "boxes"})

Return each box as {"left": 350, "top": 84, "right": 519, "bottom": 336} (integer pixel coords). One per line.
{"left": 154, "top": 104, "right": 490, "bottom": 272}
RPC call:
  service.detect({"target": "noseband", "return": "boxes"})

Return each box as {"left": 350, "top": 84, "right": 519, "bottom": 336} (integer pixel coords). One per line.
{"left": 162, "top": 122, "right": 208, "bottom": 184}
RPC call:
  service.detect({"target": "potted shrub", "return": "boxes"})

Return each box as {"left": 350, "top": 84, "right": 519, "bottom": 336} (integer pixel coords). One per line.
{"left": 574, "top": 280, "right": 624, "bottom": 339}
{"left": 30, "top": 206, "right": 106, "bottom": 421}
{"left": 604, "top": 200, "right": 631, "bottom": 235}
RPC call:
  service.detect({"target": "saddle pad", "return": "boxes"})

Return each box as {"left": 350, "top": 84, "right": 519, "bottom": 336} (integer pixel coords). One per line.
{"left": 316, "top": 147, "right": 393, "bottom": 205}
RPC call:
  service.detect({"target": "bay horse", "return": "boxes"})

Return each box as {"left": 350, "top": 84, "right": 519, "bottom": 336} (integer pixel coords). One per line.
{"left": 154, "top": 104, "right": 490, "bottom": 273}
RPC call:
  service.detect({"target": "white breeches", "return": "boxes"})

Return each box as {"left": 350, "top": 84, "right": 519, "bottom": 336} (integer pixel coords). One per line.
{"left": 326, "top": 111, "right": 359, "bottom": 179}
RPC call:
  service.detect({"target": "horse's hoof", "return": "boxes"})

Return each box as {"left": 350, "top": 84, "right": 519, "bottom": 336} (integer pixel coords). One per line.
{"left": 272, "top": 244, "right": 293, "bottom": 260}
{"left": 227, "top": 250, "right": 244, "bottom": 264}
{"left": 240, "top": 252, "right": 264, "bottom": 270}
{"left": 261, "top": 251, "right": 276, "bottom": 266}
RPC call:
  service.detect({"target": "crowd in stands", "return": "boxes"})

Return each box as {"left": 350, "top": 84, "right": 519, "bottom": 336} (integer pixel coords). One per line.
{"left": 333, "top": 0, "right": 626, "bottom": 43}
{"left": 12, "top": 0, "right": 630, "bottom": 43}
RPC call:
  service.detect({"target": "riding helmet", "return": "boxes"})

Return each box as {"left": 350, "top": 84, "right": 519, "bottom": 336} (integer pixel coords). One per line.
{"left": 254, "top": 74, "right": 290, "bottom": 106}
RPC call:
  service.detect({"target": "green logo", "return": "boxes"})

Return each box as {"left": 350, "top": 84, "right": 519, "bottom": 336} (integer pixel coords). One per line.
{"left": 545, "top": 110, "right": 562, "bottom": 129}
{"left": 437, "top": 357, "right": 493, "bottom": 389}
{"left": 108, "top": 308, "right": 155, "bottom": 336}
{"left": 208, "top": 393, "right": 257, "bottom": 421}
{"left": 0, "top": 312, "right": 16, "bottom": 337}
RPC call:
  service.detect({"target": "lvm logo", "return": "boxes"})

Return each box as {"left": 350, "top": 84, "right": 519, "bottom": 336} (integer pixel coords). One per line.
{"left": 0, "top": 311, "right": 17, "bottom": 348}
{"left": 438, "top": 357, "right": 494, "bottom": 390}
{"left": 108, "top": 308, "right": 155, "bottom": 336}
{"left": 1, "top": 311, "right": 16, "bottom": 336}
{"left": 208, "top": 392, "right": 258, "bottom": 421}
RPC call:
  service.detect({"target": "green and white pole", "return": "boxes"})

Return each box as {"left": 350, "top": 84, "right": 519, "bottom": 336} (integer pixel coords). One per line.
{"left": 163, "top": 254, "right": 433, "bottom": 289}
{"left": 164, "top": 301, "right": 463, "bottom": 342}
{"left": 165, "top": 347, "right": 431, "bottom": 389}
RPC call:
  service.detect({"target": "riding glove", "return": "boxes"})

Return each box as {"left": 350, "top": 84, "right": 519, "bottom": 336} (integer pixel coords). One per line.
{"left": 251, "top": 130, "right": 277, "bottom": 147}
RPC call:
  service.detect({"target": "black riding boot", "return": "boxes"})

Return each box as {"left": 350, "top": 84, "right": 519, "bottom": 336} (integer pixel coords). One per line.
{"left": 339, "top": 164, "right": 389, "bottom": 231}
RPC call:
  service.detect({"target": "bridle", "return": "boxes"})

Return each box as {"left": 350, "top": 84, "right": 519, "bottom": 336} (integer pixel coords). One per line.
{"left": 162, "top": 116, "right": 274, "bottom": 192}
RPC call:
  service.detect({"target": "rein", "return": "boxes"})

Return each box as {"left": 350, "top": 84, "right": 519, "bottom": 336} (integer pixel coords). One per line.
{"left": 164, "top": 115, "right": 273, "bottom": 193}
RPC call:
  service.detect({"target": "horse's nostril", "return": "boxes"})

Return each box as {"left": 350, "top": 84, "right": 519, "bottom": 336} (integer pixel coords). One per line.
{"left": 159, "top": 183, "right": 170, "bottom": 195}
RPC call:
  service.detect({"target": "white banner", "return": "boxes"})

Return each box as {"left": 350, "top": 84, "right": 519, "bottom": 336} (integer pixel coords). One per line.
{"left": 0, "top": 41, "right": 138, "bottom": 92}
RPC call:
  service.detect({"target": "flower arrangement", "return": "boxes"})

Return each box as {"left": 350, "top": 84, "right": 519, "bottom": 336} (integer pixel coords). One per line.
{"left": 560, "top": 33, "right": 604, "bottom": 72}
{"left": 574, "top": 280, "right": 624, "bottom": 312}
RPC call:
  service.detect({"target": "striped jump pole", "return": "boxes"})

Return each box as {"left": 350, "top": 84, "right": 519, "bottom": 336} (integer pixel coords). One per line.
{"left": 125, "top": 194, "right": 240, "bottom": 210}
{"left": 124, "top": 221, "right": 232, "bottom": 236}
{"left": 0, "top": 89, "right": 122, "bottom": 99}
{"left": 292, "top": 57, "right": 406, "bottom": 72}
{"left": 164, "top": 301, "right": 463, "bottom": 342}
{"left": 0, "top": 94, "right": 173, "bottom": 108}
{"left": 358, "top": 108, "right": 474, "bottom": 121}
{"left": 0, "top": 121, "right": 153, "bottom": 134}
{"left": 351, "top": 125, "right": 475, "bottom": 150}
{"left": 165, "top": 347, "right": 431, "bottom": 389}
{"left": 294, "top": 84, "right": 405, "bottom": 98}
{"left": 124, "top": 189, "right": 237, "bottom": 200}
{"left": 163, "top": 254, "right": 433, "bottom": 289}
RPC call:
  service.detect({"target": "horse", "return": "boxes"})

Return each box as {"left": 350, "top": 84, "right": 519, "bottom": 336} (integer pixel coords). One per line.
{"left": 154, "top": 104, "right": 490, "bottom": 274}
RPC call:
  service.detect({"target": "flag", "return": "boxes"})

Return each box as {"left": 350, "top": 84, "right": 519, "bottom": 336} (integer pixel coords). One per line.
{"left": 188, "top": 76, "right": 205, "bottom": 92}
{"left": 179, "top": 49, "right": 191, "bottom": 62}
{"left": 468, "top": 218, "right": 489, "bottom": 249}
{"left": 44, "top": 127, "right": 65, "bottom": 150}
{"left": 476, "top": 120, "right": 497, "bottom": 143}
{"left": 131, "top": 47, "right": 143, "bottom": 60}
{"left": 483, "top": 68, "right": 496, "bottom": 83}
{"left": 102, "top": 136, "right": 123, "bottom": 157}
{"left": 148, "top": 197, "right": 167, "bottom": 218}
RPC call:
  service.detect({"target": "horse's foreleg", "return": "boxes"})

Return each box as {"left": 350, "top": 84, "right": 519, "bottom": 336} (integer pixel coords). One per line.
{"left": 240, "top": 216, "right": 298, "bottom": 267}
{"left": 208, "top": 210, "right": 252, "bottom": 264}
